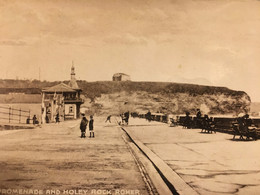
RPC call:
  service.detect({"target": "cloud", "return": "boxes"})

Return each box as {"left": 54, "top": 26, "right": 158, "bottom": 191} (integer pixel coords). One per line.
{"left": 103, "top": 33, "right": 148, "bottom": 45}
{"left": 56, "top": 40, "right": 92, "bottom": 47}
{"left": 0, "top": 40, "right": 27, "bottom": 46}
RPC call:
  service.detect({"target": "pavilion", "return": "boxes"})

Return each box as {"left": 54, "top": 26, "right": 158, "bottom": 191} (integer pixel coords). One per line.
{"left": 41, "top": 66, "right": 84, "bottom": 123}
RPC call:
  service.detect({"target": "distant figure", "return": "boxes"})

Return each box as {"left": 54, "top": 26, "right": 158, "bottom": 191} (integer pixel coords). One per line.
{"left": 26, "top": 117, "right": 30, "bottom": 124}
{"left": 196, "top": 109, "right": 202, "bottom": 119}
{"left": 242, "top": 114, "right": 253, "bottom": 135}
{"left": 80, "top": 116, "right": 88, "bottom": 138}
{"left": 146, "top": 111, "right": 152, "bottom": 122}
{"left": 120, "top": 113, "right": 124, "bottom": 125}
{"left": 32, "top": 115, "right": 38, "bottom": 125}
{"left": 243, "top": 114, "right": 252, "bottom": 127}
{"left": 237, "top": 116, "right": 244, "bottom": 131}
{"left": 55, "top": 113, "right": 60, "bottom": 123}
{"left": 202, "top": 114, "right": 210, "bottom": 130}
{"left": 89, "top": 115, "right": 94, "bottom": 138}
{"left": 195, "top": 109, "right": 202, "bottom": 128}
{"left": 105, "top": 115, "right": 112, "bottom": 123}
{"left": 45, "top": 115, "right": 49, "bottom": 123}
{"left": 169, "top": 118, "right": 176, "bottom": 127}
{"left": 124, "top": 111, "right": 130, "bottom": 125}
{"left": 184, "top": 112, "right": 192, "bottom": 129}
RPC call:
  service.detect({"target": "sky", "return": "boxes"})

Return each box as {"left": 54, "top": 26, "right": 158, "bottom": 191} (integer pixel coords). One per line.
{"left": 0, "top": 0, "right": 260, "bottom": 101}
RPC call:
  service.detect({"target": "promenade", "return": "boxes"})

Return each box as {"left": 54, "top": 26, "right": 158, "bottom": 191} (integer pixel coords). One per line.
{"left": 123, "top": 118, "right": 260, "bottom": 195}
{"left": 1, "top": 116, "right": 260, "bottom": 195}
{"left": 0, "top": 117, "right": 151, "bottom": 195}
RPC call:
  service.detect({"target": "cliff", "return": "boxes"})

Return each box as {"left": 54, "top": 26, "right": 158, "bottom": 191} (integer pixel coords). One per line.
{"left": 0, "top": 79, "right": 251, "bottom": 116}
{"left": 77, "top": 81, "right": 251, "bottom": 116}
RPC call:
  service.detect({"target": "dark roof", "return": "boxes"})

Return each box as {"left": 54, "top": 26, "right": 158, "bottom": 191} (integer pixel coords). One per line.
{"left": 42, "top": 83, "right": 76, "bottom": 93}
{"left": 113, "top": 73, "right": 130, "bottom": 77}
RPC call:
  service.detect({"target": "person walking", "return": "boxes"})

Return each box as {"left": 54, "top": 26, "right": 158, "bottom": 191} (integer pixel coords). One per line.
{"left": 80, "top": 116, "right": 88, "bottom": 138}
{"left": 55, "top": 113, "right": 60, "bottom": 123}
{"left": 89, "top": 115, "right": 94, "bottom": 138}
{"left": 105, "top": 115, "right": 112, "bottom": 123}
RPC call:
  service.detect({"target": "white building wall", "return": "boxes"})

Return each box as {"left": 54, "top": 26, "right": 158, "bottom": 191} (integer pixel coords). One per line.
{"left": 65, "top": 104, "right": 77, "bottom": 119}
{"left": 121, "top": 75, "right": 131, "bottom": 81}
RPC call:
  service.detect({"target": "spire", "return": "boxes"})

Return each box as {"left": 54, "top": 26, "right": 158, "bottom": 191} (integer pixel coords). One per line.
{"left": 71, "top": 61, "right": 75, "bottom": 78}
{"left": 68, "top": 62, "right": 79, "bottom": 89}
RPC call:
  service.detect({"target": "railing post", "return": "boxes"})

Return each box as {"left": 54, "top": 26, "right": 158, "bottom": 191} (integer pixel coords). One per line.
{"left": 9, "top": 107, "right": 11, "bottom": 123}
{"left": 19, "top": 108, "right": 21, "bottom": 123}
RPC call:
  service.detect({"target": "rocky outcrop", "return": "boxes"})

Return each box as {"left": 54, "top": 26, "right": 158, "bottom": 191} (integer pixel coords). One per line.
{"left": 78, "top": 81, "right": 251, "bottom": 116}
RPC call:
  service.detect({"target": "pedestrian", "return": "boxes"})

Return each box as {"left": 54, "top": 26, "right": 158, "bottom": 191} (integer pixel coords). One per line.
{"left": 32, "top": 115, "right": 38, "bottom": 125}
{"left": 26, "top": 117, "right": 30, "bottom": 124}
{"left": 89, "top": 115, "right": 94, "bottom": 138}
{"left": 146, "top": 111, "right": 152, "bottom": 122}
{"left": 184, "top": 112, "right": 192, "bottom": 129}
{"left": 80, "top": 116, "right": 88, "bottom": 138}
{"left": 124, "top": 111, "right": 129, "bottom": 125}
{"left": 45, "top": 115, "right": 49, "bottom": 123}
{"left": 196, "top": 109, "right": 202, "bottom": 128}
{"left": 196, "top": 109, "right": 202, "bottom": 119}
{"left": 55, "top": 113, "right": 60, "bottom": 123}
{"left": 120, "top": 113, "right": 124, "bottom": 125}
{"left": 105, "top": 115, "right": 112, "bottom": 123}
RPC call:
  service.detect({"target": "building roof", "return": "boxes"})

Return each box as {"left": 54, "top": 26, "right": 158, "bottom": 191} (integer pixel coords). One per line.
{"left": 113, "top": 73, "right": 130, "bottom": 77}
{"left": 42, "top": 83, "right": 76, "bottom": 93}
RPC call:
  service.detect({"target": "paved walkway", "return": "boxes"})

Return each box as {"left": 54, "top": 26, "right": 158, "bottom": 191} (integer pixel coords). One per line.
{"left": 0, "top": 117, "right": 150, "bottom": 195}
{"left": 124, "top": 118, "right": 260, "bottom": 195}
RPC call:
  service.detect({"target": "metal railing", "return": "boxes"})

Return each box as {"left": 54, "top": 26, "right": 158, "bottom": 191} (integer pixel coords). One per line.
{"left": 0, "top": 105, "right": 30, "bottom": 123}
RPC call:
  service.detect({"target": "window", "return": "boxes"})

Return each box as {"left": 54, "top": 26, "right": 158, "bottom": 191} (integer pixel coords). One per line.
{"left": 69, "top": 106, "right": 73, "bottom": 113}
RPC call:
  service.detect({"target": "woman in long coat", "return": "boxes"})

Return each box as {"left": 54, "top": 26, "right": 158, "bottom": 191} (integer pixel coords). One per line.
{"left": 80, "top": 116, "right": 88, "bottom": 138}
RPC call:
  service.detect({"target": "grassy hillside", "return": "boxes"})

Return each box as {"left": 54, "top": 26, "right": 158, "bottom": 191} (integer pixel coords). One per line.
{"left": 77, "top": 81, "right": 250, "bottom": 115}
{"left": 77, "top": 81, "right": 246, "bottom": 99}
{"left": 0, "top": 79, "right": 59, "bottom": 89}
{"left": 0, "top": 79, "right": 251, "bottom": 115}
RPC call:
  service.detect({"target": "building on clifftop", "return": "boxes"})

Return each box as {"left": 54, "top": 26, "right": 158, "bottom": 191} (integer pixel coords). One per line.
{"left": 112, "top": 73, "right": 131, "bottom": 81}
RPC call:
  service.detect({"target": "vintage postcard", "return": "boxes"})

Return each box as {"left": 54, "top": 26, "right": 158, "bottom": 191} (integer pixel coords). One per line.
{"left": 0, "top": 0, "right": 259, "bottom": 195}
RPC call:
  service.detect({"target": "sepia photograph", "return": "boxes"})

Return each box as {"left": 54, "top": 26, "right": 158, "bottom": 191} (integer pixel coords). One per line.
{"left": 0, "top": 0, "right": 260, "bottom": 194}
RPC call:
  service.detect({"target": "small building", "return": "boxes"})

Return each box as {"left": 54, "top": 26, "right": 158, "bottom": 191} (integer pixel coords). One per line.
{"left": 41, "top": 66, "right": 84, "bottom": 123}
{"left": 112, "top": 73, "right": 131, "bottom": 81}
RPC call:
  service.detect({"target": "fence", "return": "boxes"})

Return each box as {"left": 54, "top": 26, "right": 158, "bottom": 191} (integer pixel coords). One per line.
{"left": 0, "top": 105, "right": 30, "bottom": 124}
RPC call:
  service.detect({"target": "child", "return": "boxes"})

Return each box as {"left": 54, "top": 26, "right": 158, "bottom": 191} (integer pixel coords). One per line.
{"left": 80, "top": 116, "right": 88, "bottom": 138}
{"left": 89, "top": 115, "right": 94, "bottom": 138}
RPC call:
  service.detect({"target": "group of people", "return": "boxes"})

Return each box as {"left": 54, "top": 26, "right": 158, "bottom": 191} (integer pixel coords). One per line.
{"left": 183, "top": 109, "right": 213, "bottom": 129}
{"left": 119, "top": 112, "right": 130, "bottom": 125}
{"left": 26, "top": 115, "right": 39, "bottom": 125}
{"left": 105, "top": 112, "right": 130, "bottom": 125}
{"left": 80, "top": 114, "right": 94, "bottom": 138}
{"left": 30, "top": 113, "right": 59, "bottom": 125}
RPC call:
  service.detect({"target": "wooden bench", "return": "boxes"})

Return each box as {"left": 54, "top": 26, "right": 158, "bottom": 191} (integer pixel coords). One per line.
{"left": 201, "top": 121, "right": 216, "bottom": 133}
{"left": 232, "top": 123, "right": 258, "bottom": 141}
